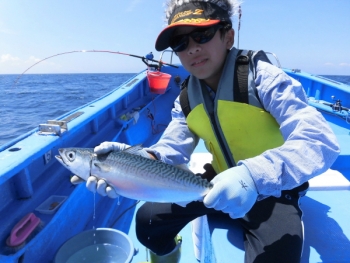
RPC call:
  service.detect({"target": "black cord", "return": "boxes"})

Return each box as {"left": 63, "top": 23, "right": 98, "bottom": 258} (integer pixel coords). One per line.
{"left": 110, "top": 200, "right": 140, "bottom": 227}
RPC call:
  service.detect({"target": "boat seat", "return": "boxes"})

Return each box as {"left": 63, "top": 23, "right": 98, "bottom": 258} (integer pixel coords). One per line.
{"left": 188, "top": 152, "right": 350, "bottom": 262}
{"left": 308, "top": 168, "right": 350, "bottom": 190}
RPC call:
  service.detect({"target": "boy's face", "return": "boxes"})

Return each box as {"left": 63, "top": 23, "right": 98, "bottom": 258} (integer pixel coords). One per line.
{"left": 173, "top": 25, "right": 234, "bottom": 90}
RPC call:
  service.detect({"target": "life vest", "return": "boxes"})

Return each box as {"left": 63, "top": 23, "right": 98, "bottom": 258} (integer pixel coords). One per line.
{"left": 180, "top": 49, "right": 285, "bottom": 173}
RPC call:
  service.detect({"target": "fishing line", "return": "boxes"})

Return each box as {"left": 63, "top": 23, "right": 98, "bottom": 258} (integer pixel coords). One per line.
{"left": 149, "top": 202, "right": 154, "bottom": 226}
{"left": 12, "top": 49, "right": 178, "bottom": 88}
{"left": 147, "top": 96, "right": 168, "bottom": 135}
{"left": 109, "top": 200, "right": 140, "bottom": 227}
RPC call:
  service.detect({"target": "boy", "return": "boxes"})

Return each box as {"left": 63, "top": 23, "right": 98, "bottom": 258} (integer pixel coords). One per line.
{"left": 73, "top": 0, "right": 340, "bottom": 262}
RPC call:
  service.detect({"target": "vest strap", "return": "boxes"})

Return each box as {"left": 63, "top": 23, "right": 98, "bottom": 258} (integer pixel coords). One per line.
{"left": 234, "top": 50, "right": 253, "bottom": 104}
{"left": 179, "top": 76, "right": 190, "bottom": 117}
{"left": 179, "top": 49, "right": 253, "bottom": 117}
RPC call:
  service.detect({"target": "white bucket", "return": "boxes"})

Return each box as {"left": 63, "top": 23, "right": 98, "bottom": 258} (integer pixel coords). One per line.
{"left": 55, "top": 228, "right": 134, "bottom": 263}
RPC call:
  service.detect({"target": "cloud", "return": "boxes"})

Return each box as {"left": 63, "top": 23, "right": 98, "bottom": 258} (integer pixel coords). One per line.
{"left": 324, "top": 62, "right": 350, "bottom": 67}
{"left": 1, "top": 54, "right": 42, "bottom": 65}
{"left": 26, "top": 56, "right": 41, "bottom": 63}
{"left": 0, "top": 54, "right": 62, "bottom": 74}
{"left": 0, "top": 54, "right": 20, "bottom": 63}
{"left": 0, "top": 28, "right": 16, "bottom": 35}
{"left": 0, "top": 20, "right": 16, "bottom": 35}
{"left": 126, "top": 0, "right": 142, "bottom": 12}
{"left": 318, "top": 62, "right": 350, "bottom": 75}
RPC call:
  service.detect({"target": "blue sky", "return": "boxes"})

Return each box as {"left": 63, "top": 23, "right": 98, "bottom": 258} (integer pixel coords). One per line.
{"left": 0, "top": 0, "right": 349, "bottom": 75}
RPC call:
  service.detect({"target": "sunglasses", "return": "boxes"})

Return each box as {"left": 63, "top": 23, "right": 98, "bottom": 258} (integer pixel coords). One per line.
{"left": 169, "top": 24, "right": 225, "bottom": 53}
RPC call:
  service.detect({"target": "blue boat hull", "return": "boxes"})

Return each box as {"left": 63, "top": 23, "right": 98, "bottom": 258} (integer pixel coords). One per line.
{"left": 0, "top": 64, "right": 349, "bottom": 262}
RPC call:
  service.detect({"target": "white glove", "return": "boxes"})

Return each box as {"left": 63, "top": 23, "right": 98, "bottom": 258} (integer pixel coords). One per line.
{"left": 85, "top": 176, "right": 120, "bottom": 198}
{"left": 203, "top": 164, "right": 258, "bottom": 218}
{"left": 69, "top": 141, "right": 130, "bottom": 188}
{"left": 70, "top": 173, "right": 120, "bottom": 198}
{"left": 86, "top": 141, "right": 151, "bottom": 198}
{"left": 94, "top": 141, "right": 150, "bottom": 158}
{"left": 94, "top": 142, "right": 129, "bottom": 155}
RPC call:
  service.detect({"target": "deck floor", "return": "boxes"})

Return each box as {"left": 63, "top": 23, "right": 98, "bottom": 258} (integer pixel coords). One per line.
{"left": 125, "top": 139, "right": 350, "bottom": 262}
{"left": 127, "top": 201, "right": 199, "bottom": 263}
{"left": 125, "top": 190, "right": 350, "bottom": 263}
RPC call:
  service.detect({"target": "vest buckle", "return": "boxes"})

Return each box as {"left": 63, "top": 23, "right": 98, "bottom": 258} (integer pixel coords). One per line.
{"left": 236, "top": 55, "right": 250, "bottom": 65}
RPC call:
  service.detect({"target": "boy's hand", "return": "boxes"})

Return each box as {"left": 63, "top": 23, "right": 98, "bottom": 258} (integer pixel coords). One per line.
{"left": 203, "top": 165, "right": 258, "bottom": 218}
{"left": 94, "top": 141, "right": 150, "bottom": 158}
{"left": 71, "top": 141, "right": 150, "bottom": 198}
{"left": 70, "top": 175, "right": 120, "bottom": 198}
{"left": 85, "top": 176, "right": 120, "bottom": 198}
{"left": 94, "top": 141, "right": 130, "bottom": 154}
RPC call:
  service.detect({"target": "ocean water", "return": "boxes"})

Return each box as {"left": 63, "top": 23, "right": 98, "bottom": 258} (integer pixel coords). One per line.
{"left": 0, "top": 73, "right": 136, "bottom": 146}
{"left": 0, "top": 73, "right": 349, "bottom": 147}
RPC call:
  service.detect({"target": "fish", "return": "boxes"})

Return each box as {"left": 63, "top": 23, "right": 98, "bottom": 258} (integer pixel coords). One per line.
{"left": 55, "top": 146, "right": 213, "bottom": 203}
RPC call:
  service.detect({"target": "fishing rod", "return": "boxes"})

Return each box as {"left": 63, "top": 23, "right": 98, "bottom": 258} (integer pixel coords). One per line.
{"left": 12, "top": 49, "right": 178, "bottom": 87}
{"left": 237, "top": 5, "right": 242, "bottom": 49}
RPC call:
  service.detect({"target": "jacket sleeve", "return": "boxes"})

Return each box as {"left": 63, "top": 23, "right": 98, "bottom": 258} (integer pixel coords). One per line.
{"left": 239, "top": 61, "right": 340, "bottom": 197}
{"left": 145, "top": 96, "right": 199, "bottom": 165}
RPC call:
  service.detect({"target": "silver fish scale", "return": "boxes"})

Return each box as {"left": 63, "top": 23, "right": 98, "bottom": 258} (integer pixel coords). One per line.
{"left": 102, "top": 151, "right": 212, "bottom": 190}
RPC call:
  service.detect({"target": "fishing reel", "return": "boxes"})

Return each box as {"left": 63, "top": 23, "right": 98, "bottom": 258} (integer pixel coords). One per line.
{"left": 330, "top": 96, "right": 350, "bottom": 112}
{"left": 141, "top": 52, "right": 178, "bottom": 71}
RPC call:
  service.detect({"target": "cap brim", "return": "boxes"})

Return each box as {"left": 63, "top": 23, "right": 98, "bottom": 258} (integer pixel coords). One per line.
{"left": 155, "top": 20, "right": 220, "bottom": 51}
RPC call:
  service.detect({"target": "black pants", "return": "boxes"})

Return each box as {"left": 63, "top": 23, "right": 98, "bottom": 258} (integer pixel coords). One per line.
{"left": 135, "top": 182, "right": 308, "bottom": 263}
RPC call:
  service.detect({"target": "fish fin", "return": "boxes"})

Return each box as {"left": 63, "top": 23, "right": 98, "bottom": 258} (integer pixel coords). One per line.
{"left": 175, "top": 201, "right": 190, "bottom": 207}
{"left": 124, "top": 144, "right": 143, "bottom": 154}
{"left": 93, "top": 162, "right": 112, "bottom": 173}
{"left": 175, "top": 163, "right": 192, "bottom": 173}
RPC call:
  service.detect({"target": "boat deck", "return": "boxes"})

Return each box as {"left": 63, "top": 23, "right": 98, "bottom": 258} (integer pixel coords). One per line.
{"left": 0, "top": 66, "right": 349, "bottom": 262}
{"left": 124, "top": 182, "right": 350, "bottom": 263}
{"left": 126, "top": 136, "right": 350, "bottom": 262}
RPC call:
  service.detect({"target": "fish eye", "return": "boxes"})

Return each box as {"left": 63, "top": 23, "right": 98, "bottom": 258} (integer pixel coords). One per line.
{"left": 66, "top": 151, "right": 76, "bottom": 161}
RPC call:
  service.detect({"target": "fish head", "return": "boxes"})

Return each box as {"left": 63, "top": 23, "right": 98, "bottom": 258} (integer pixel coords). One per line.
{"left": 55, "top": 148, "right": 94, "bottom": 180}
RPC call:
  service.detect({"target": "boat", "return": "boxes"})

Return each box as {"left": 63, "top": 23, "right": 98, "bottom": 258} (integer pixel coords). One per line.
{"left": 0, "top": 50, "right": 349, "bottom": 263}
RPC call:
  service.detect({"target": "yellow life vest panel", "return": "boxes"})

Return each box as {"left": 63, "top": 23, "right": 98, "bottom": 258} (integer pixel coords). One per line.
{"left": 183, "top": 49, "right": 284, "bottom": 173}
